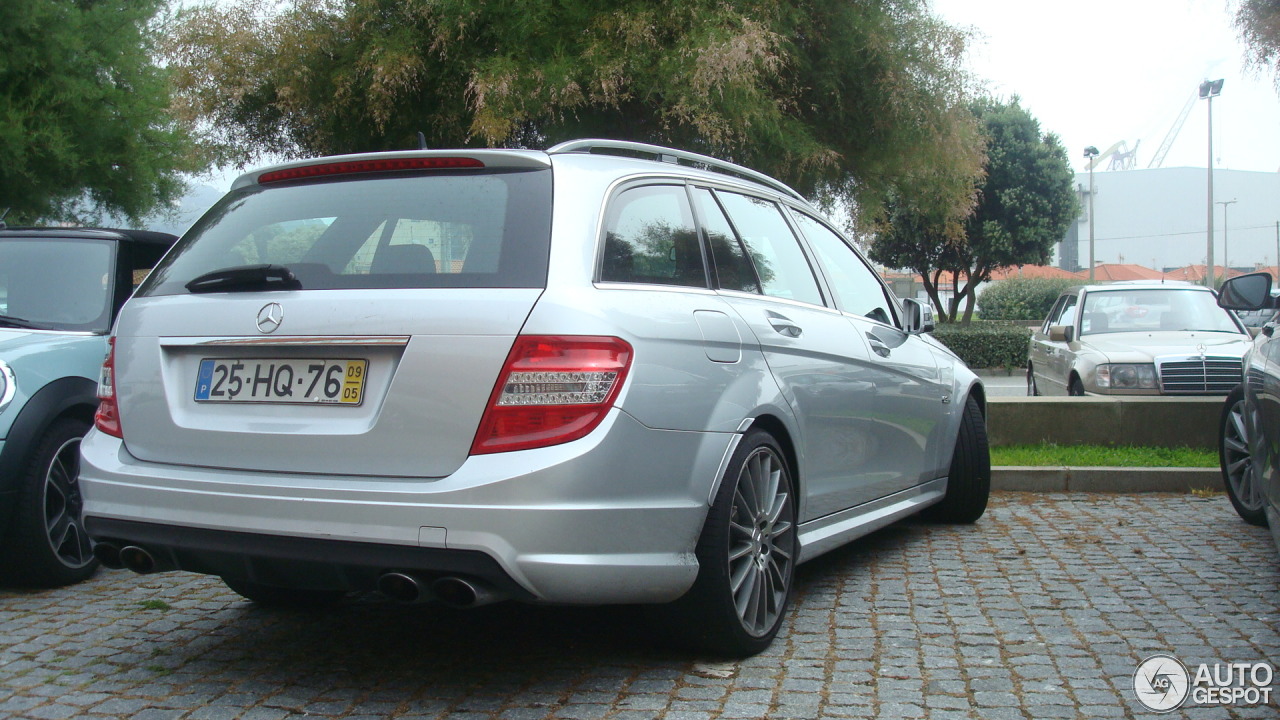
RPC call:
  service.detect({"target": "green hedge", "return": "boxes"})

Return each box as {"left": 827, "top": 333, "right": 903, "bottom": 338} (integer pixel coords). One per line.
{"left": 977, "top": 276, "right": 1079, "bottom": 322}
{"left": 932, "top": 322, "right": 1031, "bottom": 370}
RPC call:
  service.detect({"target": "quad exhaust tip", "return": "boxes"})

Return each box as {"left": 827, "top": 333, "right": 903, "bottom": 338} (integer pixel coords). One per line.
{"left": 376, "top": 572, "right": 506, "bottom": 608}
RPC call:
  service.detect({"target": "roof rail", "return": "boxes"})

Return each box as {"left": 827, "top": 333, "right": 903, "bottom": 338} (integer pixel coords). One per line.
{"left": 546, "top": 139, "right": 807, "bottom": 202}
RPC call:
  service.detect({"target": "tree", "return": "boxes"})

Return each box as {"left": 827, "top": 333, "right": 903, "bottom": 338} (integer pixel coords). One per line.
{"left": 1235, "top": 0, "right": 1280, "bottom": 87}
{"left": 163, "top": 0, "right": 982, "bottom": 226}
{"left": 871, "top": 97, "right": 1078, "bottom": 323}
{"left": 0, "top": 0, "right": 202, "bottom": 225}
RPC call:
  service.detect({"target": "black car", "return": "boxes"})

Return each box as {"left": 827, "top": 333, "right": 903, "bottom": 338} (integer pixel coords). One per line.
{"left": 1216, "top": 272, "right": 1280, "bottom": 555}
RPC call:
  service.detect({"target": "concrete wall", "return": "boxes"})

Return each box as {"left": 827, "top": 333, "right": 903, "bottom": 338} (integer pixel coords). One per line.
{"left": 987, "top": 396, "right": 1223, "bottom": 449}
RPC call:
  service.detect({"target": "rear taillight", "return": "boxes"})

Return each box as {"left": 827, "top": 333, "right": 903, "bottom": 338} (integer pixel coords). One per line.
{"left": 94, "top": 338, "right": 122, "bottom": 438}
{"left": 257, "top": 157, "right": 485, "bottom": 184}
{"left": 470, "top": 336, "right": 633, "bottom": 455}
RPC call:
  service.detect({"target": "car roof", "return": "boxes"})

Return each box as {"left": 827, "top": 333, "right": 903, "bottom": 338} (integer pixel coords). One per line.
{"left": 229, "top": 139, "right": 809, "bottom": 206}
{"left": 1066, "top": 281, "right": 1209, "bottom": 294}
{"left": 0, "top": 227, "right": 178, "bottom": 248}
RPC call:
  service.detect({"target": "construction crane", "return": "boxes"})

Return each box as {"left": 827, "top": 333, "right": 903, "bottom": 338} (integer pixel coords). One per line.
{"left": 1085, "top": 139, "right": 1141, "bottom": 171}
{"left": 1147, "top": 91, "right": 1198, "bottom": 168}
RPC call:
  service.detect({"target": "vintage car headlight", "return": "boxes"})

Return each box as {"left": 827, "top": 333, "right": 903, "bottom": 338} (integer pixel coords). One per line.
{"left": 1096, "top": 363, "right": 1157, "bottom": 390}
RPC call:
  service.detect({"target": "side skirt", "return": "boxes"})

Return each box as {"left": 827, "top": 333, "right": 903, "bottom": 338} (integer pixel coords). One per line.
{"left": 796, "top": 478, "right": 947, "bottom": 564}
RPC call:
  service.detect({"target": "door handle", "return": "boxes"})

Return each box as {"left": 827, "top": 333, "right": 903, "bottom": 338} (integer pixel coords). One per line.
{"left": 866, "top": 333, "right": 891, "bottom": 358}
{"left": 767, "top": 312, "right": 803, "bottom": 338}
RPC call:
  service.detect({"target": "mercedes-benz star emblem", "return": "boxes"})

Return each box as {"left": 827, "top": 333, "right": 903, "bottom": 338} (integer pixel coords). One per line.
{"left": 256, "top": 302, "right": 284, "bottom": 334}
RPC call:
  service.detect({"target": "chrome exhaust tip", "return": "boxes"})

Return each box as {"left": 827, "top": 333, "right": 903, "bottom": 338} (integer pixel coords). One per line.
{"left": 431, "top": 576, "right": 504, "bottom": 608}
{"left": 118, "top": 545, "right": 158, "bottom": 574}
{"left": 377, "top": 572, "right": 432, "bottom": 604}
{"left": 92, "top": 541, "right": 125, "bottom": 570}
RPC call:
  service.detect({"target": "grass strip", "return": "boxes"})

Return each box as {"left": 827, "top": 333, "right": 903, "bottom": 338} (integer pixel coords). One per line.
{"left": 990, "top": 444, "right": 1218, "bottom": 468}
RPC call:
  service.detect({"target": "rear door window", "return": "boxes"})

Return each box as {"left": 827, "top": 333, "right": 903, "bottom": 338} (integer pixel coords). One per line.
{"left": 599, "top": 185, "right": 707, "bottom": 288}
{"left": 714, "top": 191, "right": 824, "bottom": 307}
{"left": 141, "top": 169, "right": 552, "bottom": 295}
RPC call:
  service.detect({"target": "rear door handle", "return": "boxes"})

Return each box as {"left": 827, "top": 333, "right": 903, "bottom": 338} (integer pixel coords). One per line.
{"left": 767, "top": 312, "right": 803, "bottom": 338}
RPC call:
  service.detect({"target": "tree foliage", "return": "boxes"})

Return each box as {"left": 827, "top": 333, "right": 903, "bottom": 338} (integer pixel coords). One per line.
{"left": 0, "top": 0, "right": 201, "bottom": 224}
{"left": 870, "top": 97, "right": 1078, "bottom": 323}
{"left": 1236, "top": 0, "right": 1280, "bottom": 87}
{"left": 164, "top": 0, "right": 982, "bottom": 225}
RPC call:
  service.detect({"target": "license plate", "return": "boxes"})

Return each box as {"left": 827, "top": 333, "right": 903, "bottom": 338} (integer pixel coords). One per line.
{"left": 194, "top": 358, "right": 368, "bottom": 405}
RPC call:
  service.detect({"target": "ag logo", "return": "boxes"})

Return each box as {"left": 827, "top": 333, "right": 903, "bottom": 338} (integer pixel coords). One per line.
{"left": 1134, "top": 654, "right": 1191, "bottom": 712}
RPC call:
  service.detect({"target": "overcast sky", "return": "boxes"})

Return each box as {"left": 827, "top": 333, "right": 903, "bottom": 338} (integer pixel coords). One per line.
{"left": 931, "top": 0, "right": 1280, "bottom": 174}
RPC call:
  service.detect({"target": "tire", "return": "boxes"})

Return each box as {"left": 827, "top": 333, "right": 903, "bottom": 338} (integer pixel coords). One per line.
{"left": 920, "top": 395, "right": 990, "bottom": 524}
{"left": 222, "top": 577, "right": 346, "bottom": 608}
{"left": 1026, "top": 367, "right": 1040, "bottom": 396}
{"left": 655, "top": 429, "right": 798, "bottom": 657}
{"left": 0, "top": 417, "right": 98, "bottom": 587}
{"left": 1219, "top": 386, "right": 1268, "bottom": 526}
{"left": 1068, "top": 377, "right": 1086, "bottom": 396}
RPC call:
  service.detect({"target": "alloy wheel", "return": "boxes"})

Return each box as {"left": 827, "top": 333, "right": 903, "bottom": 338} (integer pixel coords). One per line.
{"left": 1222, "top": 398, "right": 1266, "bottom": 513}
{"left": 727, "top": 446, "right": 795, "bottom": 636}
{"left": 43, "top": 437, "right": 94, "bottom": 569}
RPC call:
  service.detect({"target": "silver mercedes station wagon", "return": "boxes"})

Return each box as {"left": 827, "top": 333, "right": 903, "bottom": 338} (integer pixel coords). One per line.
{"left": 80, "top": 140, "right": 989, "bottom": 656}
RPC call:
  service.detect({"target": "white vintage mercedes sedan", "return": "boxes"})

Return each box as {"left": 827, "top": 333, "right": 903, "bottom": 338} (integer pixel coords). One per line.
{"left": 1028, "top": 282, "right": 1251, "bottom": 396}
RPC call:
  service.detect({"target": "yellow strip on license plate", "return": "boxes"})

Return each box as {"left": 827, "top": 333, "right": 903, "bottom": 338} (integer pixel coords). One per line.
{"left": 195, "top": 358, "right": 368, "bottom": 405}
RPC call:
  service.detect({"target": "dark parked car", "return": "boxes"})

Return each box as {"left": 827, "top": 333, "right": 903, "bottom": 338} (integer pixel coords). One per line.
{"left": 0, "top": 227, "right": 176, "bottom": 586}
{"left": 1216, "top": 272, "right": 1280, "bottom": 555}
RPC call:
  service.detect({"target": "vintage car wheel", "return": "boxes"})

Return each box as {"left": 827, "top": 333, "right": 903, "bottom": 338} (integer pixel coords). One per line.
{"left": 655, "top": 429, "right": 797, "bottom": 657}
{"left": 0, "top": 418, "right": 99, "bottom": 587}
{"left": 1068, "top": 377, "right": 1086, "bottom": 396}
{"left": 921, "top": 396, "right": 990, "bottom": 524}
{"left": 1026, "top": 367, "right": 1041, "bottom": 396}
{"left": 1219, "top": 386, "right": 1268, "bottom": 526}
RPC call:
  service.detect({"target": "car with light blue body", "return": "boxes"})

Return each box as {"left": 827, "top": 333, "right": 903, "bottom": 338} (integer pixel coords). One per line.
{"left": 0, "top": 227, "right": 175, "bottom": 586}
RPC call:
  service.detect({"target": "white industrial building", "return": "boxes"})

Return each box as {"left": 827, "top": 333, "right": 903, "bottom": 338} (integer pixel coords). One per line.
{"left": 1061, "top": 166, "right": 1280, "bottom": 274}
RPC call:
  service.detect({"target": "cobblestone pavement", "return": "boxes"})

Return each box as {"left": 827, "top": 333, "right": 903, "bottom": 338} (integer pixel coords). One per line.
{"left": 2, "top": 493, "right": 1277, "bottom": 720}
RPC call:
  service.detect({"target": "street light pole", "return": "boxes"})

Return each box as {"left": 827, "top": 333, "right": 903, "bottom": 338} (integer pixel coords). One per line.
{"left": 1200, "top": 79, "right": 1224, "bottom": 288}
{"left": 1216, "top": 199, "right": 1237, "bottom": 277}
{"left": 1084, "top": 146, "right": 1099, "bottom": 283}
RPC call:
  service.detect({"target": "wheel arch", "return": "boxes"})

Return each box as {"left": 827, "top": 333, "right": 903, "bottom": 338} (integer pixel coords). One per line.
{"left": 0, "top": 377, "right": 98, "bottom": 495}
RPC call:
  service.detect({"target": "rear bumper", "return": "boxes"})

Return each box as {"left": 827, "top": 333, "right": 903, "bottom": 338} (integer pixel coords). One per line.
{"left": 79, "top": 409, "right": 732, "bottom": 604}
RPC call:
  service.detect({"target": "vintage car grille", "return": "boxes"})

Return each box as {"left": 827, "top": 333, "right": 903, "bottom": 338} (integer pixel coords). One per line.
{"left": 1157, "top": 356, "right": 1243, "bottom": 394}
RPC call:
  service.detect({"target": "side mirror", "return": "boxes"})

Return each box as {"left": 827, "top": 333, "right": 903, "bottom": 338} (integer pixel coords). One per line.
{"left": 1049, "top": 324, "right": 1074, "bottom": 342}
{"left": 1219, "top": 272, "right": 1274, "bottom": 310}
{"left": 902, "top": 298, "right": 935, "bottom": 334}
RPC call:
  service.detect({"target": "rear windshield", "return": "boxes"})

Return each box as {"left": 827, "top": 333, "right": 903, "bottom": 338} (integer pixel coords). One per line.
{"left": 140, "top": 169, "right": 552, "bottom": 295}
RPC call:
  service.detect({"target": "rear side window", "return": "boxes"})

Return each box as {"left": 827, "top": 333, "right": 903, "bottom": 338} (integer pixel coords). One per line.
{"left": 715, "top": 191, "right": 824, "bottom": 307}
{"left": 141, "top": 169, "right": 552, "bottom": 295}
{"left": 691, "top": 188, "right": 760, "bottom": 294}
{"left": 599, "top": 185, "right": 707, "bottom": 288}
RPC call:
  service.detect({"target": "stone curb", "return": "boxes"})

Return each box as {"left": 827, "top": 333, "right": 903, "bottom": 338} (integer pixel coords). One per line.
{"left": 992, "top": 466, "right": 1222, "bottom": 492}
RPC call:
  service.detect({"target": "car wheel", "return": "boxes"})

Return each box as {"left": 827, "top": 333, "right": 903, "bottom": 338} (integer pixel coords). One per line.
{"left": 920, "top": 395, "right": 990, "bottom": 524}
{"left": 0, "top": 417, "right": 98, "bottom": 587}
{"left": 657, "top": 429, "right": 797, "bottom": 657}
{"left": 1026, "top": 367, "right": 1040, "bottom": 396}
{"left": 222, "top": 577, "right": 346, "bottom": 608}
{"left": 1219, "top": 386, "right": 1268, "bottom": 526}
{"left": 1068, "top": 377, "right": 1086, "bottom": 396}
